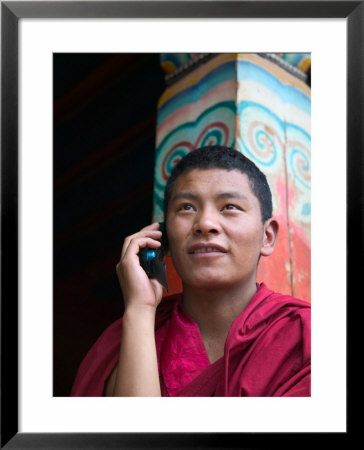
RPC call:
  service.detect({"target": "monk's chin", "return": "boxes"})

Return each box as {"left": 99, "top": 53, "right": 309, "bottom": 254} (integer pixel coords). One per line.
{"left": 182, "top": 276, "right": 232, "bottom": 291}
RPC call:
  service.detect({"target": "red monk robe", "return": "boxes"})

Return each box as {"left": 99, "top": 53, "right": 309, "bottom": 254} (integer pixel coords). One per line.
{"left": 71, "top": 283, "right": 310, "bottom": 397}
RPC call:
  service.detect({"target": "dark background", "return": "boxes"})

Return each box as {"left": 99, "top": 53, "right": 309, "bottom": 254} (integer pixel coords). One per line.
{"left": 53, "top": 54, "right": 165, "bottom": 396}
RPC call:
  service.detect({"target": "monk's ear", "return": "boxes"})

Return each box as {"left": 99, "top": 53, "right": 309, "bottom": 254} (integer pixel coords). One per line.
{"left": 260, "top": 218, "right": 279, "bottom": 257}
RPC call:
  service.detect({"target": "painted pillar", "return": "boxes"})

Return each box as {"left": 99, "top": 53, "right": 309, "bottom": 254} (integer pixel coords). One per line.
{"left": 153, "top": 53, "right": 311, "bottom": 302}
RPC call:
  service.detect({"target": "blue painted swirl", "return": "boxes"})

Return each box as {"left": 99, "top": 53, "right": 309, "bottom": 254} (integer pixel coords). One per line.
{"left": 288, "top": 148, "right": 311, "bottom": 191}
{"left": 165, "top": 148, "right": 189, "bottom": 177}
{"left": 199, "top": 129, "right": 225, "bottom": 147}
{"left": 237, "top": 101, "right": 283, "bottom": 169}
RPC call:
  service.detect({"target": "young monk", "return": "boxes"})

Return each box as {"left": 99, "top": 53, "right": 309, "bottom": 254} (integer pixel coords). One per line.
{"left": 71, "top": 145, "right": 311, "bottom": 397}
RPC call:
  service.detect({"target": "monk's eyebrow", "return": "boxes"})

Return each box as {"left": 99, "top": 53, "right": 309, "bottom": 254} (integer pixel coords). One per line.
{"left": 171, "top": 191, "right": 249, "bottom": 202}
{"left": 170, "top": 192, "right": 199, "bottom": 202}
{"left": 216, "top": 191, "right": 249, "bottom": 201}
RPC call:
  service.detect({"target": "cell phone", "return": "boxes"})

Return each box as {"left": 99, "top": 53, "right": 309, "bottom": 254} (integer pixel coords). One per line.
{"left": 138, "top": 222, "right": 168, "bottom": 291}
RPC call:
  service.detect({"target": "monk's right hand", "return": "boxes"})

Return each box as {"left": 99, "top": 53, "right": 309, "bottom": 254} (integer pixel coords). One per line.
{"left": 116, "top": 222, "right": 164, "bottom": 313}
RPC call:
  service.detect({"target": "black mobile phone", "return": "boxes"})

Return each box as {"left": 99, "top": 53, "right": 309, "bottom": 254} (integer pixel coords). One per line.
{"left": 138, "top": 222, "right": 168, "bottom": 291}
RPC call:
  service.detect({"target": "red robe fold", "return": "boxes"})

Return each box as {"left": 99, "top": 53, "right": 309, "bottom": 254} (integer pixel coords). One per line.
{"left": 70, "top": 283, "right": 310, "bottom": 397}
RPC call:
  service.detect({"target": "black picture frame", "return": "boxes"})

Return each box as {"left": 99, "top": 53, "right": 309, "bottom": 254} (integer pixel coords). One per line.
{"left": 1, "top": 1, "right": 359, "bottom": 448}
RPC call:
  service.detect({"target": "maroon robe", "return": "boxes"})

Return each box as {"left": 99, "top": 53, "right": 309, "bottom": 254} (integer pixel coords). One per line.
{"left": 71, "top": 283, "right": 310, "bottom": 397}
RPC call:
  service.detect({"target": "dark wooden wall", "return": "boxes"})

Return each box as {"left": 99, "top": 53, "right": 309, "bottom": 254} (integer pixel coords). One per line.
{"left": 53, "top": 54, "right": 165, "bottom": 396}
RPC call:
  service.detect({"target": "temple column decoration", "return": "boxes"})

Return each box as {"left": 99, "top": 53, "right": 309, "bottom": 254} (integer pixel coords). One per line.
{"left": 153, "top": 53, "right": 311, "bottom": 302}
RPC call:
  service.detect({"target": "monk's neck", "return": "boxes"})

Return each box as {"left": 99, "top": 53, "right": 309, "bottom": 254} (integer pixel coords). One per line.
{"left": 181, "top": 280, "right": 258, "bottom": 340}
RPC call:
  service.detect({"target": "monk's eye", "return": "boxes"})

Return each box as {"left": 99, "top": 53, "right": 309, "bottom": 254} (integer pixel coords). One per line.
{"left": 222, "top": 204, "right": 239, "bottom": 211}
{"left": 179, "top": 203, "right": 195, "bottom": 211}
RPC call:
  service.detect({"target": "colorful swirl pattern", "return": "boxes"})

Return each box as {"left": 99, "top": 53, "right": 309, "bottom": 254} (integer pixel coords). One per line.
{"left": 153, "top": 101, "right": 236, "bottom": 220}
{"left": 237, "top": 101, "right": 311, "bottom": 221}
{"left": 237, "top": 101, "right": 284, "bottom": 173}
{"left": 286, "top": 127, "right": 311, "bottom": 220}
{"left": 288, "top": 146, "right": 311, "bottom": 191}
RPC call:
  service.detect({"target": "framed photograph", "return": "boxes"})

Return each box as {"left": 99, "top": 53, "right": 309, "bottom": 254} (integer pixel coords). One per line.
{"left": 2, "top": 1, "right": 358, "bottom": 448}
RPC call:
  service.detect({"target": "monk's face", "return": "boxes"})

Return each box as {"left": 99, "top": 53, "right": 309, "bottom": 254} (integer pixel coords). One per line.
{"left": 166, "top": 168, "right": 276, "bottom": 290}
